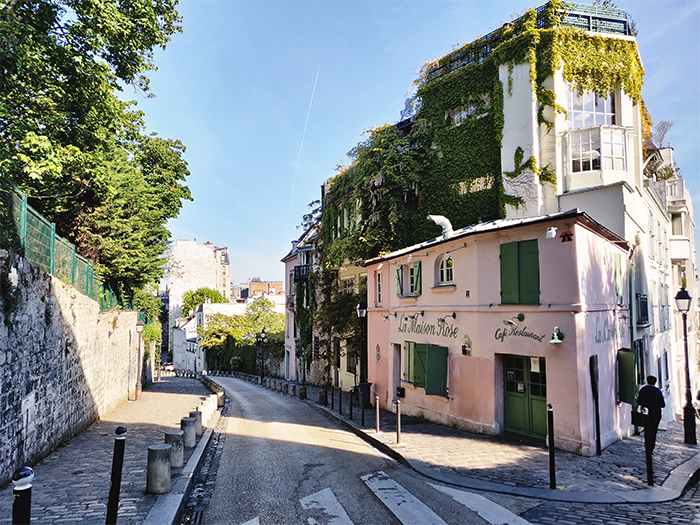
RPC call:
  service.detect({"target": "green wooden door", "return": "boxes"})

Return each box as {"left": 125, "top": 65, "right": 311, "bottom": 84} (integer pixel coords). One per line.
{"left": 504, "top": 356, "right": 547, "bottom": 438}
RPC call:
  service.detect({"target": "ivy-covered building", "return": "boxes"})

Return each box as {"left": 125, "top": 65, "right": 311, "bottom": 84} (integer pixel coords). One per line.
{"left": 286, "top": 0, "right": 697, "bottom": 435}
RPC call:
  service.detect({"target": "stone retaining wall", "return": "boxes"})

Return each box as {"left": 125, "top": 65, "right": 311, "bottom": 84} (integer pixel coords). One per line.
{"left": 0, "top": 256, "right": 142, "bottom": 487}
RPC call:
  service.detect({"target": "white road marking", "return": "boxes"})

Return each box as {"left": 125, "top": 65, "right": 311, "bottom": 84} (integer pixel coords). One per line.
{"left": 429, "top": 482, "right": 532, "bottom": 525}
{"left": 362, "top": 471, "right": 448, "bottom": 525}
{"left": 239, "top": 518, "right": 259, "bottom": 525}
{"left": 300, "top": 487, "right": 354, "bottom": 525}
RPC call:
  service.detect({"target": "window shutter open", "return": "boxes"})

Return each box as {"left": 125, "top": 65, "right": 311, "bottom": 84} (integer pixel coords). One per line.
{"left": 426, "top": 345, "right": 448, "bottom": 397}
{"left": 617, "top": 348, "right": 636, "bottom": 405}
{"left": 500, "top": 242, "right": 519, "bottom": 303}
{"left": 396, "top": 266, "right": 403, "bottom": 296}
{"left": 413, "top": 261, "right": 422, "bottom": 296}
{"left": 403, "top": 341, "right": 412, "bottom": 381}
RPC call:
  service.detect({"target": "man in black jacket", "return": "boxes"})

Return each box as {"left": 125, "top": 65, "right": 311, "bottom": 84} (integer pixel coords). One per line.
{"left": 638, "top": 375, "right": 665, "bottom": 453}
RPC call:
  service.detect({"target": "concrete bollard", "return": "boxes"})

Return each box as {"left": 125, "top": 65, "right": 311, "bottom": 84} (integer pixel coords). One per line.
{"left": 282, "top": 383, "right": 288, "bottom": 394}
{"left": 299, "top": 386, "right": 307, "bottom": 400}
{"left": 290, "top": 384, "right": 296, "bottom": 397}
{"left": 146, "top": 444, "right": 172, "bottom": 494}
{"left": 277, "top": 381, "right": 282, "bottom": 392}
{"left": 189, "top": 411, "right": 203, "bottom": 438}
{"left": 181, "top": 417, "right": 196, "bottom": 448}
{"left": 165, "top": 430, "right": 184, "bottom": 468}
{"left": 271, "top": 380, "right": 276, "bottom": 390}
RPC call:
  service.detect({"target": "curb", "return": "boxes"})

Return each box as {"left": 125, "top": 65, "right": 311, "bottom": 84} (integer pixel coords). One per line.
{"left": 314, "top": 404, "right": 700, "bottom": 504}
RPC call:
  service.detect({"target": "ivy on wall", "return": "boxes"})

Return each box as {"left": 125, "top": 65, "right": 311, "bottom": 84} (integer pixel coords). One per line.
{"left": 298, "top": 1, "right": 647, "bottom": 383}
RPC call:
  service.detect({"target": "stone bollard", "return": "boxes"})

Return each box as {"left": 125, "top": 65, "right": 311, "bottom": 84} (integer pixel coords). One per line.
{"left": 189, "top": 410, "right": 203, "bottom": 438}
{"left": 146, "top": 444, "right": 172, "bottom": 494}
{"left": 290, "top": 384, "right": 296, "bottom": 397}
{"left": 282, "top": 383, "right": 288, "bottom": 394}
{"left": 181, "top": 417, "right": 196, "bottom": 448}
{"left": 277, "top": 382, "right": 283, "bottom": 392}
{"left": 271, "top": 380, "right": 276, "bottom": 390}
{"left": 299, "top": 386, "right": 307, "bottom": 400}
{"left": 165, "top": 430, "right": 184, "bottom": 468}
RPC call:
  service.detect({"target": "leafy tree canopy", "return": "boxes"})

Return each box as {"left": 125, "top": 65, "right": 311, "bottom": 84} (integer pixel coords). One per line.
{"left": 182, "top": 287, "right": 226, "bottom": 315}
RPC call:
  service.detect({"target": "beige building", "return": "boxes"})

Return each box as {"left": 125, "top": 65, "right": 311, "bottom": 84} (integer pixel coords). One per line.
{"left": 166, "top": 239, "right": 231, "bottom": 353}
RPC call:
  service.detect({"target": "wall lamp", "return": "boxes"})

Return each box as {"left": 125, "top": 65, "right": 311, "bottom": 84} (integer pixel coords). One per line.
{"left": 407, "top": 311, "right": 424, "bottom": 320}
{"left": 546, "top": 227, "right": 557, "bottom": 239}
{"left": 549, "top": 327, "right": 564, "bottom": 344}
{"left": 437, "top": 312, "right": 457, "bottom": 323}
{"left": 503, "top": 313, "right": 525, "bottom": 327}
{"left": 382, "top": 312, "right": 397, "bottom": 321}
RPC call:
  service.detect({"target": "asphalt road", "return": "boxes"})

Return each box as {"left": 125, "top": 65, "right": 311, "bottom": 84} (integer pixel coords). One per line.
{"left": 203, "top": 377, "right": 513, "bottom": 525}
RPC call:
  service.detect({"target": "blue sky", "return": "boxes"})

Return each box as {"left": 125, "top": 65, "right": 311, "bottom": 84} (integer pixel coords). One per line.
{"left": 131, "top": 0, "right": 700, "bottom": 285}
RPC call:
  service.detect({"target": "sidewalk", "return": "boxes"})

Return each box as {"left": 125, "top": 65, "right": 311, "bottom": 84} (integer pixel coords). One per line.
{"left": 0, "top": 376, "right": 218, "bottom": 525}
{"left": 222, "top": 375, "right": 700, "bottom": 504}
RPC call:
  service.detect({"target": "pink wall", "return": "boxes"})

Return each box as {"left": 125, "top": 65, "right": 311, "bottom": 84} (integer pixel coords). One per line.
{"left": 366, "top": 216, "right": 629, "bottom": 455}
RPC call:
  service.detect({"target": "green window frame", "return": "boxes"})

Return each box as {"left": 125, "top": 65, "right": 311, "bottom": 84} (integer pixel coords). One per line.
{"left": 397, "top": 261, "right": 422, "bottom": 297}
{"left": 500, "top": 240, "right": 540, "bottom": 304}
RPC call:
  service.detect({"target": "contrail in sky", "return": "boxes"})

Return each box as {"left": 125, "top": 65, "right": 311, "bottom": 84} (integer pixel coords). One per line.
{"left": 289, "top": 66, "right": 321, "bottom": 216}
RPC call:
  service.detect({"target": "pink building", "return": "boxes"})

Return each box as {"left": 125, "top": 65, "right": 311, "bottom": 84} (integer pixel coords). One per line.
{"left": 365, "top": 209, "right": 632, "bottom": 455}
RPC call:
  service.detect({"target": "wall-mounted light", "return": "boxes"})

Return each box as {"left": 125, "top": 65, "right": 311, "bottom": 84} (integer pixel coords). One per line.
{"left": 356, "top": 303, "right": 367, "bottom": 318}
{"left": 546, "top": 227, "right": 557, "bottom": 239}
{"left": 437, "top": 312, "right": 457, "bottom": 323}
{"left": 549, "top": 327, "right": 564, "bottom": 344}
{"left": 443, "top": 251, "right": 451, "bottom": 261}
{"left": 503, "top": 313, "right": 525, "bottom": 327}
{"left": 382, "top": 312, "right": 397, "bottom": 321}
{"left": 377, "top": 263, "right": 383, "bottom": 270}
{"left": 407, "top": 255, "right": 412, "bottom": 263}
{"left": 407, "top": 311, "right": 424, "bottom": 320}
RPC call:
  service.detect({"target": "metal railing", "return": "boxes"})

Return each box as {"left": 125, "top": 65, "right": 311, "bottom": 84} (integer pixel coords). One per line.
{"left": 2, "top": 180, "right": 119, "bottom": 311}
{"left": 424, "top": 2, "right": 631, "bottom": 83}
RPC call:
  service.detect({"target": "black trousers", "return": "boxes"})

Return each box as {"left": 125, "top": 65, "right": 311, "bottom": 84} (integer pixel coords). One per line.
{"left": 644, "top": 410, "right": 662, "bottom": 453}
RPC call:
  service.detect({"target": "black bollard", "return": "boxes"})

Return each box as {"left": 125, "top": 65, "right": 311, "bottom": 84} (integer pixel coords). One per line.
{"left": 339, "top": 387, "right": 342, "bottom": 415}
{"left": 376, "top": 395, "right": 380, "bottom": 433}
{"left": 547, "top": 404, "right": 556, "bottom": 489}
{"left": 349, "top": 388, "right": 353, "bottom": 419}
{"left": 331, "top": 386, "right": 335, "bottom": 411}
{"left": 643, "top": 408, "right": 654, "bottom": 486}
{"left": 396, "top": 400, "right": 401, "bottom": 444}
{"left": 12, "top": 466, "right": 33, "bottom": 525}
{"left": 106, "top": 426, "right": 128, "bottom": 525}
{"left": 360, "top": 388, "right": 365, "bottom": 427}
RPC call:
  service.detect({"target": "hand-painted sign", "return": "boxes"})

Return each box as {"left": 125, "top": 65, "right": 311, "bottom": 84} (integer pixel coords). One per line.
{"left": 397, "top": 315, "right": 459, "bottom": 339}
{"left": 494, "top": 325, "right": 546, "bottom": 343}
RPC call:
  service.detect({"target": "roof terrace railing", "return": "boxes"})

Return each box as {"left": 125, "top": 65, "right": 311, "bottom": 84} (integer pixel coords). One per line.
{"left": 424, "top": 2, "right": 631, "bottom": 83}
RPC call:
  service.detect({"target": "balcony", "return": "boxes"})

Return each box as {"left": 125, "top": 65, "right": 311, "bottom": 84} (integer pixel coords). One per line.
{"left": 294, "top": 264, "right": 311, "bottom": 283}
{"left": 670, "top": 237, "right": 694, "bottom": 262}
{"left": 563, "top": 125, "right": 630, "bottom": 192}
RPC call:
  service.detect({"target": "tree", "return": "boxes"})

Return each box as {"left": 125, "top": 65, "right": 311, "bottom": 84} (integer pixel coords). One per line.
{"left": 182, "top": 287, "right": 226, "bottom": 316}
{"left": 0, "top": 0, "right": 183, "bottom": 241}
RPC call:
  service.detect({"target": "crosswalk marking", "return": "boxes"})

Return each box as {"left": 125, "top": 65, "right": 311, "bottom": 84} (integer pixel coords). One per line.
{"left": 361, "top": 470, "right": 448, "bottom": 525}
{"left": 429, "top": 483, "right": 532, "bottom": 525}
{"left": 300, "top": 487, "right": 354, "bottom": 525}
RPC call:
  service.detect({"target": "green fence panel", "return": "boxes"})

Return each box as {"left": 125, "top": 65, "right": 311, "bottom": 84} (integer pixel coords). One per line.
{"left": 54, "top": 236, "right": 75, "bottom": 284}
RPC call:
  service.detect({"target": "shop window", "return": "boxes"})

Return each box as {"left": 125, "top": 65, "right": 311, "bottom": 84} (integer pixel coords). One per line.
{"left": 500, "top": 240, "right": 540, "bottom": 305}
{"left": 403, "top": 341, "right": 448, "bottom": 397}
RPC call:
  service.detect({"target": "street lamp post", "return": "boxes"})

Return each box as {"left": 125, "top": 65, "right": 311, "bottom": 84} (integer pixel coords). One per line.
{"left": 355, "top": 303, "right": 367, "bottom": 384}
{"left": 258, "top": 329, "right": 266, "bottom": 384}
{"left": 674, "top": 286, "right": 696, "bottom": 445}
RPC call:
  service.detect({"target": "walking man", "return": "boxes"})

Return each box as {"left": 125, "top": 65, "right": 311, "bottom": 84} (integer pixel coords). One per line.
{"left": 638, "top": 375, "right": 665, "bottom": 453}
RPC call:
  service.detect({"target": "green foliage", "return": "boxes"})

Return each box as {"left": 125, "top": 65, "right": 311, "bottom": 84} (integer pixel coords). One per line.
{"left": 142, "top": 320, "right": 163, "bottom": 345}
{"left": 0, "top": 0, "right": 187, "bottom": 306}
{"left": 182, "top": 287, "right": 226, "bottom": 315}
{"left": 198, "top": 297, "right": 285, "bottom": 371}
{"left": 504, "top": 147, "right": 555, "bottom": 185}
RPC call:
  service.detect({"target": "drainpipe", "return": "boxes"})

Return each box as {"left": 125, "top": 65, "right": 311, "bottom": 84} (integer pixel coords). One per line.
{"left": 427, "top": 215, "right": 454, "bottom": 239}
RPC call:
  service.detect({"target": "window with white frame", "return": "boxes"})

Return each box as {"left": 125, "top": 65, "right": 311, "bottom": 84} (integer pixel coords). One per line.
{"left": 566, "top": 90, "right": 615, "bottom": 129}
{"left": 439, "top": 255, "right": 453, "bottom": 285}
{"left": 376, "top": 271, "right": 383, "bottom": 304}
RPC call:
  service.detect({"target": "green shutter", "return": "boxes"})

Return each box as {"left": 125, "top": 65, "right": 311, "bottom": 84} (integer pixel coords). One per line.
{"left": 426, "top": 345, "right": 449, "bottom": 397}
{"left": 413, "top": 261, "right": 422, "bottom": 296}
{"left": 396, "top": 266, "right": 403, "bottom": 296}
{"left": 615, "top": 253, "right": 623, "bottom": 305}
{"left": 500, "top": 242, "right": 519, "bottom": 304}
{"left": 617, "top": 348, "right": 636, "bottom": 405}
{"left": 413, "top": 343, "right": 427, "bottom": 388}
{"left": 518, "top": 240, "right": 540, "bottom": 304}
